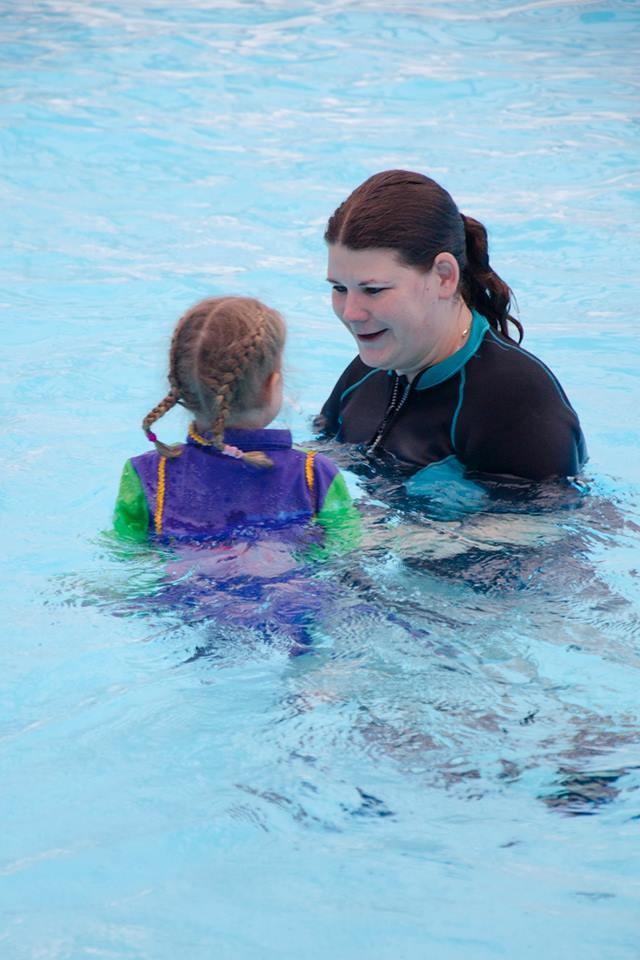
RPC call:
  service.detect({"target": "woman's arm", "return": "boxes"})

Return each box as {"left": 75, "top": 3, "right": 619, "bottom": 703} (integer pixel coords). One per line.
{"left": 457, "top": 335, "right": 587, "bottom": 480}
{"left": 315, "top": 356, "right": 369, "bottom": 436}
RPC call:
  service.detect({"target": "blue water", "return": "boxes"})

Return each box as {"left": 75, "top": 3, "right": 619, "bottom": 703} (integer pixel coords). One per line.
{"left": 2, "top": 1, "right": 640, "bottom": 957}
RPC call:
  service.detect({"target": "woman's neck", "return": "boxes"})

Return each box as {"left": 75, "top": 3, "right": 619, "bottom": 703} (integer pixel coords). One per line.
{"left": 401, "top": 300, "right": 473, "bottom": 383}
{"left": 438, "top": 299, "right": 473, "bottom": 360}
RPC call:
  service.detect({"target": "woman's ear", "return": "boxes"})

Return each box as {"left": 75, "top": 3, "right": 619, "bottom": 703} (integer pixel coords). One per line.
{"left": 433, "top": 252, "right": 460, "bottom": 298}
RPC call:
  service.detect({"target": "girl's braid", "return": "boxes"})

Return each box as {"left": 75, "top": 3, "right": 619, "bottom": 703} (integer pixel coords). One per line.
{"left": 169, "top": 308, "right": 204, "bottom": 411}
{"left": 207, "top": 313, "right": 273, "bottom": 467}
{"left": 141, "top": 298, "right": 284, "bottom": 469}
{"left": 141, "top": 307, "right": 206, "bottom": 458}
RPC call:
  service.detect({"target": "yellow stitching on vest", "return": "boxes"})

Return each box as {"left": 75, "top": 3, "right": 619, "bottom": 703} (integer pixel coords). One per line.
{"left": 188, "top": 422, "right": 214, "bottom": 446}
{"left": 154, "top": 456, "right": 167, "bottom": 535}
{"left": 305, "top": 451, "right": 316, "bottom": 508}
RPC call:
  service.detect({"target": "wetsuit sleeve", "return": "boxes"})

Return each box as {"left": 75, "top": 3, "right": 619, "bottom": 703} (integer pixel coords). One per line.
{"left": 315, "top": 357, "right": 362, "bottom": 436}
{"left": 459, "top": 353, "right": 587, "bottom": 480}
{"left": 113, "top": 460, "right": 150, "bottom": 541}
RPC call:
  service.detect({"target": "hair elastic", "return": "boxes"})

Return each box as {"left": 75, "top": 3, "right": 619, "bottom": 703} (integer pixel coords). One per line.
{"left": 146, "top": 430, "right": 158, "bottom": 443}
{"left": 222, "top": 444, "right": 244, "bottom": 459}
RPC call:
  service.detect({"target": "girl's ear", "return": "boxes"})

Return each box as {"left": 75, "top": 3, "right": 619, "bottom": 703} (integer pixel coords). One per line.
{"left": 263, "top": 368, "right": 284, "bottom": 423}
{"left": 433, "top": 252, "right": 460, "bottom": 298}
{"left": 264, "top": 369, "right": 281, "bottom": 391}
{"left": 262, "top": 369, "right": 282, "bottom": 404}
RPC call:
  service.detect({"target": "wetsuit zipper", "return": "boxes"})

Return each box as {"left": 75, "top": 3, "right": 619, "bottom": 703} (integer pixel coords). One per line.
{"left": 367, "top": 373, "right": 411, "bottom": 455}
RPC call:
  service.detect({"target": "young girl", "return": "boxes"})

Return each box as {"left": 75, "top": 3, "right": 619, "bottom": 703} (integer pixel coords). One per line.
{"left": 114, "top": 296, "right": 358, "bottom": 558}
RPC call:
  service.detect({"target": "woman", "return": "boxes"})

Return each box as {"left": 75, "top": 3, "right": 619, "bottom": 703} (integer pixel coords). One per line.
{"left": 318, "top": 170, "right": 586, "bottom": 488}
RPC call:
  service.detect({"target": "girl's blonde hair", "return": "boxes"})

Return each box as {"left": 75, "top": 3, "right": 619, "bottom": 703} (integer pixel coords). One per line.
{"left": 142, "top": 296, "right": 285, "bottom": 468}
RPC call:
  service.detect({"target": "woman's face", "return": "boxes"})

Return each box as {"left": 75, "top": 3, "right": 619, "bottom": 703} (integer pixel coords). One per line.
{"left": 327, "top": 244, "right": 446, "bottom": 379}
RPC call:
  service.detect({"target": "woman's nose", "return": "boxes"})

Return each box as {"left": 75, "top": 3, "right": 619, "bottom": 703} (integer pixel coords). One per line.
{"left": 342, "top": 292, "right": 369, "bottom": 323}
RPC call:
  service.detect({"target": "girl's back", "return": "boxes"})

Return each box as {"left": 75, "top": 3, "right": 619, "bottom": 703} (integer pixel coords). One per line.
{"left": 117, "top": 426, "right": 348, "bottom": 542}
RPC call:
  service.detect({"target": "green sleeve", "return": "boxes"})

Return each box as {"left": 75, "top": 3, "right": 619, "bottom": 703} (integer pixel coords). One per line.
{"left": 307, "top": 473, "right": 361, "bottom": 561}
{"left": 113, "top": 460, "right": 150, "bottom": 542}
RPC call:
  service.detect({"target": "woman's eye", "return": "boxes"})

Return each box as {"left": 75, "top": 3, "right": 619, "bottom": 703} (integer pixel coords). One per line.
{"left": 332, "top": 285, "right": 347, "bottom": 294}
{"left": 363, "top": 287, "right": 386, "bottom": 296}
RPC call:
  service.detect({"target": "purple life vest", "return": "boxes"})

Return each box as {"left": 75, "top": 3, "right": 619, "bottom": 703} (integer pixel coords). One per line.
{"left": 130, "top": 427, "right": 340, "bottom": 540}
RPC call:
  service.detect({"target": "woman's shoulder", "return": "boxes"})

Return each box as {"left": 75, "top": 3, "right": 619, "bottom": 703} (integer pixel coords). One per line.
{"left": 457, "top": 326, "right": 585, "bottom": 478}
{"left": 471, "top": 327, "right": 575, "bottom": 408}
{"left": 329, "top": 355, "right": 384, "bottom": 394}
{"left": 319, "top": 356, "right": 387, "bottom": 434}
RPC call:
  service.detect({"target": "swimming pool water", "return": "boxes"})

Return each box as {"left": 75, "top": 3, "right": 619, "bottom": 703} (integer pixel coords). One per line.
{"left": 2, "top": 2, "right": 640, "bottom": 957}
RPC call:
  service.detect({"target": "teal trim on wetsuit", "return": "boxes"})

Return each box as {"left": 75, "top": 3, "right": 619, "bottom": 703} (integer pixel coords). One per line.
{"left": 320, "top": 311, "right": 587, "bottom": 482}
{"left": 450, "top": 367, "right": 466, "bottom": 452}
{"left": 405, "top": 455, "right": 488, "bottom": 514}
{"left": 415, "top": 311, "right": 489, "bottom": 391}
{"left": 484, "top": 326, "right": 576, "bottom": 415}
{"left": 337, "top": 367, "right": 381, "bottom": 428}
{"left": 339, "top": 366, "right": 382, "bottom": 404}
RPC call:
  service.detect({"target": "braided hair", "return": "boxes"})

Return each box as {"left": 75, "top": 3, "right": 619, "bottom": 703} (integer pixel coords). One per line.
{"left": 142, "top": 296, "right": 286, "bottom": 467}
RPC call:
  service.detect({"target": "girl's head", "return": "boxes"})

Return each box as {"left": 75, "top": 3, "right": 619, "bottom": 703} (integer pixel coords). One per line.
{"left": 325, "top": 169, "right": 522, "bottom": 342}
{"left": 142, "top": 296, "right": 286, "bottom": 465}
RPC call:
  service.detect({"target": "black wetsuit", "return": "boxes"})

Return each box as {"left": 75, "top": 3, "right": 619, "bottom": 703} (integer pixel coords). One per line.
{"left": 320, "top": 312, "right": 586, "bottom": 484}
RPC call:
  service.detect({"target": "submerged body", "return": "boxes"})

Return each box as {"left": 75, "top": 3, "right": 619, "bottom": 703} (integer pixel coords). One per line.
{"left": 320, "top": 310, "right": 586, "bottom": 484}
{"left": 113, "top": 425, "right": 359, "bottom": 648}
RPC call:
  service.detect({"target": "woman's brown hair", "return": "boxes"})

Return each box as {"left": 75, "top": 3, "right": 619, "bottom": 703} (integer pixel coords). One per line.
{"left": 142, "top": 296, "right": 285, "bottom": 467}
{"left": 325, "top": 169, "right": 523, "bottom": 342}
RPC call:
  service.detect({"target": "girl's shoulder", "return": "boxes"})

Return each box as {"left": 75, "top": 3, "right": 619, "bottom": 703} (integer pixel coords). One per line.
{"left": 291, "top": 445, "right": 340, "bottom": 473}
{"left": 130, "top": 448, "right": 159, "bottom": 467}
{"left": 130, "top": 444, "right": 186, "bottom": 467}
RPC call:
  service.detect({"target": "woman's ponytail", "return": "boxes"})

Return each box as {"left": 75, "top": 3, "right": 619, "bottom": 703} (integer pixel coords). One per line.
{"left": 461, "top": 214, "right": 523, "bottom": 343}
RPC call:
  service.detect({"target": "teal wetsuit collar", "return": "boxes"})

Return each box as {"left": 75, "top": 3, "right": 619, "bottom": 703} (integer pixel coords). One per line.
{"left": 414, "top": 310, "right": 489, "bottom": 391}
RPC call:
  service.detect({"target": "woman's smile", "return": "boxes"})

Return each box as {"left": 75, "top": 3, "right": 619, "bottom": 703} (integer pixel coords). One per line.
{"left": 356, "top": 329, "right": 387, "bottom": 342}
{"left": 327, "top": 243, "right": 448, "bottom": 379}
